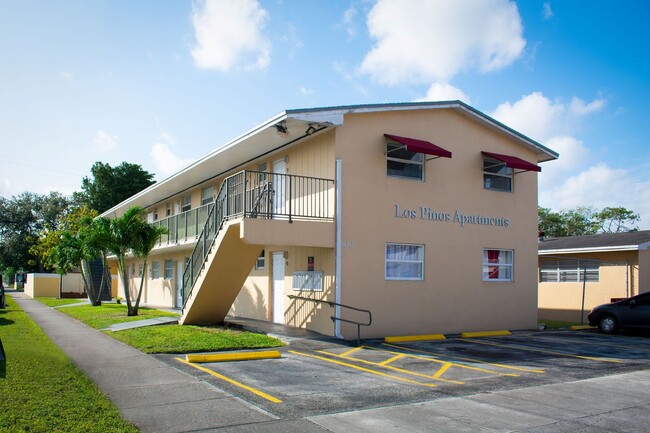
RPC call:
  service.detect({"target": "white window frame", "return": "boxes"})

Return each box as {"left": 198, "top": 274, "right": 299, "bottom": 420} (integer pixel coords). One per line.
{"left": 255, "top": 249, "right": 265, "bottom": 270}
{"left": 181, "top": 194, "right": 192, "bottom": 212}
{"left": 483, "top": 157, "right": 513, "bottom": 192}
{"left": 483, "top": 249, "right": 513, "bottom": 281}
{"left": 386, "top": 141, "right": 425, "bottom": 181}
{"left": 152, "top": 261, "right": 160, "bottom": 279}
{"left": 201, "top": 186, "right": 214, "bottom": 206}
{"left": 164, "top": 259, "right": 173, "bottom": 280}
{"left": 539, "top": 260, "right": 599, "bottom": 283}
{"left": 385, "top": 243, "right": 424, "bottom": 281}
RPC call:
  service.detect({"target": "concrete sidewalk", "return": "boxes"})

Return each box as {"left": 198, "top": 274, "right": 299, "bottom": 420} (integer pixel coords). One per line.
{"left": 11, "top": 291, "right": 650, "bottom": 432}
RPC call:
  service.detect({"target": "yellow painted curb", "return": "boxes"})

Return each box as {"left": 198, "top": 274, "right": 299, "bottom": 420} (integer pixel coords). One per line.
{"left": 186, "top": 350, "right": 281, "bottom": 363}
{"left": 570, "top": 325, "right": 594, "bottom": 331}
{"left": 460, "top": 330, "right": 511, "bottom": 338}
{"left": 384, "top": 334, "right": 446, "bottom": 343}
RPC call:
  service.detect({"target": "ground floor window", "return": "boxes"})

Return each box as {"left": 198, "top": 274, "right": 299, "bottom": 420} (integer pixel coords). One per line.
{"left": 483, "top": 249, "right": 513, "bottom": 281}
{"left": 152, "top": 261, "right": 160, "bottom": 279}
{"left": 164, "top": 260, "right": 173, "bottom": 279}
{"left": 255, "top": 249, "right": 265, "bottom": 270}
{"left": 385, "top": 243, "right": 424, "bottom": 280}
{"left": 539, "top": 259, "right": 599, "bottom": 283}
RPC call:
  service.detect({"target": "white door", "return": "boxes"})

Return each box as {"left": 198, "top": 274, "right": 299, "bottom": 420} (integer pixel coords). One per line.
{"left": 272, "top": 252, "right": 285, "bottom": 324}
{"left": 176, "top": 261, "right": 184, "bottom": 308}
{"left": 272, "top": 159, "right": 286, "bottom": 217}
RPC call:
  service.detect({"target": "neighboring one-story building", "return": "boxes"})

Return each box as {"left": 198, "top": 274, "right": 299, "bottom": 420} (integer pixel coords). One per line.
{"left": 103, "top": 101, "right": 557, "bottom": 340}
{"left": 538, "top": 230, "right": 650, "bottom": 323}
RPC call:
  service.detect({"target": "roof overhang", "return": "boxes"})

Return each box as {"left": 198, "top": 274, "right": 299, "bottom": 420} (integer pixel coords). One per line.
{"left": 101, "top": 100, "right": 558, "bottom": 218}
{"left": 539, "top": 245, "right": 643, "bottom": 255}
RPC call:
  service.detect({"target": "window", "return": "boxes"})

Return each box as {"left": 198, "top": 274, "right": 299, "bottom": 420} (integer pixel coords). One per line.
{"left": 201, "top": 186, "right": 214, "bottom": 206}
{"left": 258, "top": 162, "right": 268, "bottom": 182}
{"left": 483, "top": 157, "right": 513, "bottom": 192}
{"left": 138, "top": 264, "right": 143, "bottom": 277}
{"left": 164, "top": 260, "right": 173, "bottom": 279}
{"left": 386, "top": 141, "right": 424, "bottom": 181}
{"left": 483, "top": 249, "right": 513, "bottom": 281}
{"left": 385, "top": 244, "right": 424, "bottom": 280}
{"left": 182, "top": 194, "right": 192, "bottom": 212}
{"left": 255, "top": 249, "right": 265, "bottom": 270}
{"left": 539, "top": 260, "right": 599, "bottom": 283}
{"left": 166, "top": 203, "right": 171, "bottom": 217}
{"left": 153, "top": 208, "right": 158, "bottom": 221}
{"left": 152, "top": 261, "right": 160, "bottom": 279}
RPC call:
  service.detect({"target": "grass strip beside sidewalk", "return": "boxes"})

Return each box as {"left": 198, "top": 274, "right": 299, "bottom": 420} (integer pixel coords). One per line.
{"left": 0, "top": 296, "right": 138, "bottom": 433}
{"left": 47, "top": 301, "right": 284, "bottom": 354}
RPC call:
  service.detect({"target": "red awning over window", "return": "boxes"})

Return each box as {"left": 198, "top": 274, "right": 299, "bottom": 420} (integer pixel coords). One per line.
{"left": 482, "top": 151, "right": 541, "bottom": 172}
{"left": 385, "top": 134, "right": 452, "bottom": 159}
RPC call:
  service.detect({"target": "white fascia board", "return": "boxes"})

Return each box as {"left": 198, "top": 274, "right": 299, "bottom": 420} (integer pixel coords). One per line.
{"left": 539, "top": 245, "right": 640, "bottom": 255}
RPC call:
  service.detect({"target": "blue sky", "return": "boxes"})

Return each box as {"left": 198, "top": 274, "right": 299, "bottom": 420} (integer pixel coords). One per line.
{"left": 1, "top": 1, "right": 649, "bottom": 227}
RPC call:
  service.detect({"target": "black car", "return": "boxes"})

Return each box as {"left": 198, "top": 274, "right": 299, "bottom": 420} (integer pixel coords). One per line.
{"left": 588, "top": 291, "right": 650, "bottom": 334}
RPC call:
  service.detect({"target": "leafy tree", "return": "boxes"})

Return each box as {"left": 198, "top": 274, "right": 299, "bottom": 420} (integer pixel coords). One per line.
{"left": 539, "top": 205, "right": 640, "bottom": 238}
{"left": 98, "top": 207, "right": 167, "bottom": 316}
{"left": 593, "top": 206, "right": 640, "bottom": 233}
{"left": 0, "top": 192, "right": 70, "bottom": 273}
{"left": 74, "top": 162, "right": 155, "bottom": 214}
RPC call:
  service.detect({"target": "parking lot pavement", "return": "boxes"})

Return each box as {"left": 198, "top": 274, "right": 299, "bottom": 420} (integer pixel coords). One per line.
{"left": 156, "top": 329, "right": 650, "bottom": 424}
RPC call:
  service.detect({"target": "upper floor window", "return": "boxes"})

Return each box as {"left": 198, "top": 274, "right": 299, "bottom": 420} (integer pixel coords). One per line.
{"left": 201, "top": 186, "right": 214, "bottom": 206}
{"left": 166, "top": 203, "right": 171, "bottom": 217}
{"left": 483, "top": 157, "right": 513, "bottom": 192}
{"left": 540, "top": 260, "right": 599, "bottom": 283}
{"left": 182, "top": 194, "right": 192, "bottom": 212}
{"left": 483, "top": 249, "right": 513, "bottom": 281}
{"left": 386, "top": 141, "right": 424, "bottom": 181}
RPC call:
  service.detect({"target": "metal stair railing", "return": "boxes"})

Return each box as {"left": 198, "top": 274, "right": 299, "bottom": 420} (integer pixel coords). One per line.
{"left": 288, "top": 295, "right": 372, "bottom": 346}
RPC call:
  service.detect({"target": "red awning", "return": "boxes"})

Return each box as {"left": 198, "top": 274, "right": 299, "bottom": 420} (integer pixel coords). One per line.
{"left": 385, "top": 134, "right": 452, "bottom": 159}
{"left": 482, "top": 151, "right": 541, "bottom": 172}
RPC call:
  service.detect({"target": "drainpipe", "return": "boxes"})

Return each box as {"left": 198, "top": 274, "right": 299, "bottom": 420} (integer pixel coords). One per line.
{"left": 335, "top": 160, "right": 343, "bottom": 339}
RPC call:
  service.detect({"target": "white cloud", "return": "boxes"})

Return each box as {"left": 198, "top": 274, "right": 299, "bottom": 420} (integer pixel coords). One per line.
{"left": 540, "top": 163, "right": 650, "bottom": 229}
{"left": 569, "top": 96, "right": 605, "bottom": 116}
{"left": 93, "top": 129, "right": 118, "bottom": 152}
{"left": 150, "top": 137, "right": 193, "bottom": 178}
{"left": 299, "top": 86, "right": 314, "bottom": 97}
{"left": 416, "top": 82, "right": 471, "bottom": 103}
{"left": 191, "top": 0, "right": 270, "bottom": 72}
{"left": 542, "top": 2, "right": 553, "bottom": 19}
{"left": 491, "top": 92, "right": 566, "bottom": 142}
{"left": 341, "top": 6, "right": 358, "bottom": 38}
{"left": 359, "top": 0, "right": 525, "bottom": 85}
{"left": 0, "top": 178, "right": 11, "bottom": 197}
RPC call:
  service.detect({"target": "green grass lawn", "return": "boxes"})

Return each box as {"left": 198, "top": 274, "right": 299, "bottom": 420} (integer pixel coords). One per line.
{"left": 52, "top": 302, "right": 284, "bottom": 354}
{"left": 0, "top": 297, "right": 138, "bottom": 433}
{"left": 538, "top": 318, "right": 582, "bottom": 329}
{"left": 36, "top": 297, "right": 88, "bottom": 307}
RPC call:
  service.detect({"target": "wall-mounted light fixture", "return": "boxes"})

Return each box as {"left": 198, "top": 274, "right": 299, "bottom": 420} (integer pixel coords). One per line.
{"left": 305, "top": 124, "right": 317, "bottom": 136}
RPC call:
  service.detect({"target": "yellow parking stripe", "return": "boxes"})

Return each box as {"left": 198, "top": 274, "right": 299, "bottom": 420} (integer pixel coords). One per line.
{"left": 457, "top": 338, "right": 624, "bottom": 363}
{"left": 524, "top": 334, "right": 650, "bottom": 353}
{"left": 382, "top": 342, "right": 545, "bottom": 374}
{"left": 175, "top": 357, "right": 282, "bottom": 403}
{"left": 365, "top": 345, "right": 519, "bottom": 377}
{"left": 289, "top": 350, "right": 437, "bottom": 388}
{"left": 432, "top": 363, "right": 452, "bottom": 379}
{"left": 318, "top": 349, "right": 466, "bottom": 384}
{"left": 379, "top": 354, "right": 404, "bottom": 366}
{"left": 340, "top": 347, "right": 363, "bottom": 357}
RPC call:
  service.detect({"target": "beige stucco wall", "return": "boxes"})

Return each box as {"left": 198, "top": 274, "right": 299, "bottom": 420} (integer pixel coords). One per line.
{"left": 24, "top": 273, "right": 61, "bottom": 298}
{"left": 639, "top": 248, "right": 650, "bottom": 292}
{"left": 334, "top": 109, "right": 541, "bottom": 338}
{"left": 539, "top": 250, "right": 640, "bottom": 322}
{"left": 61, "top": 273, "right": 85, "bottom": 294}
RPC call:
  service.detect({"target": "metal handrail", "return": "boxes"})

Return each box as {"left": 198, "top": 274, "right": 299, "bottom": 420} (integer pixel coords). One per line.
{"left": 288, "top": 295, "right": 372, "bottom": 346}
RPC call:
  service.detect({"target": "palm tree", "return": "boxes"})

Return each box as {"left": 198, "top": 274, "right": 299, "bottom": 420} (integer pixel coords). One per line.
{"left": 98, "top": 206, "right": 167, "bottom": 316}
{"left": 130, "top": 221, "right": 167, "bottom": 315}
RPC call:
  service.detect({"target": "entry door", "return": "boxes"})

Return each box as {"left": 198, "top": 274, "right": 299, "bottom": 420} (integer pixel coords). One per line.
{"left": 176, "top": 261, "right": 184, "bottom": 308}
{"left": 272, "top": 159, "right": 286, "bottom": 217}
{"left": 272, "top": 252, "right": 285, "bottom": 324}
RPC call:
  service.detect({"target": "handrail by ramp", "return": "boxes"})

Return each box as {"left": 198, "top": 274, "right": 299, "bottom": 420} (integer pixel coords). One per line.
{"left": 288, "top": 295, "right": 372, "bottom": 346}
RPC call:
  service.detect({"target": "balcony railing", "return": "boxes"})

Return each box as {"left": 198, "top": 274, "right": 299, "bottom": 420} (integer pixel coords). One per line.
{"left": 151, "top": 203, "right": 212, "bottom": 247}
{"left": 181, "top": 170, "right": 335, "bottom": 309}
